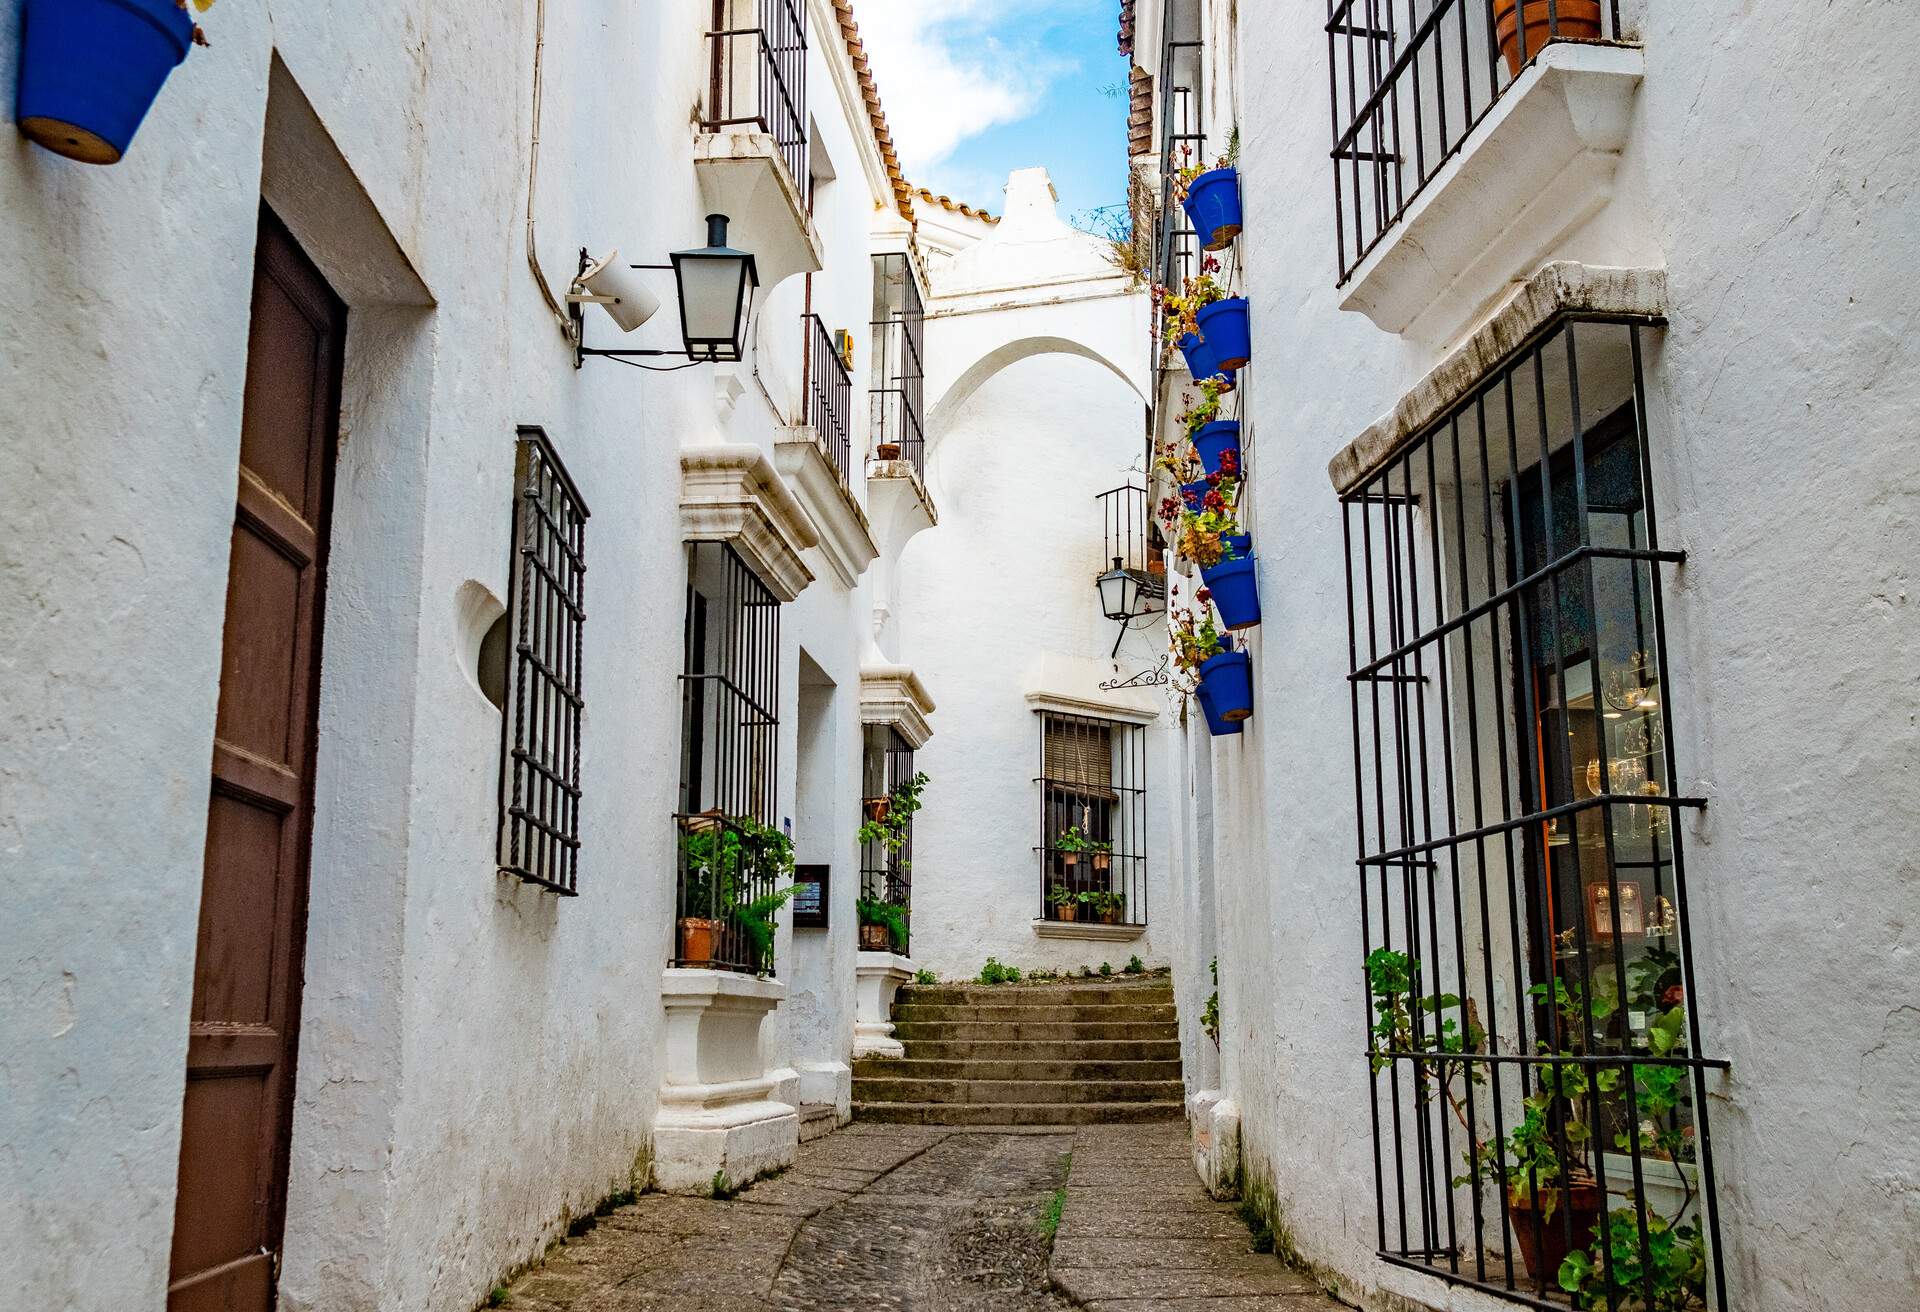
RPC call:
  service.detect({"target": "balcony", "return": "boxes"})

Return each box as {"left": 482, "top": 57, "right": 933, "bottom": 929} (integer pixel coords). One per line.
{"left": 1328, "top": 1, "right": 1641, "bottom": 344}
{"left": 696, "top": 0, "right": 823, "bottom": 290}
{"left": 775, "top": 316, "right": 877, "bottom": 589}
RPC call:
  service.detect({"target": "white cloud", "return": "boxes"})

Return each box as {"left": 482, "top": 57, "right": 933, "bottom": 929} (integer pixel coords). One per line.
{"left": 854, "top": 1, "right": 1083, "bottom": 175}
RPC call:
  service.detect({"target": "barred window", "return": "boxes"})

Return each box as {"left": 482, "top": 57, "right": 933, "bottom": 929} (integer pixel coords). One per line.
{"left": 675, "top": 541, "right": 784, "bottom": 973}
{"left": 859, "top": 728, "right": 916, "bottom": 954}
{"left": 1341, "top": 316, "right": 1728, "bottom": 1309}
{"left": 497, "top": 426, "right": 589, "bottom": 895}
{"left": 870, "top": 253, "right": 925, "bottom": 477}
{"left": 1036, "top": 711, "right": 1148, "bottom": 927}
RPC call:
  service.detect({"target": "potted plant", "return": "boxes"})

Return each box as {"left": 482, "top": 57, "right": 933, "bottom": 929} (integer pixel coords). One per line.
{"left": 1055, "top": 825, "right": 1092, "bottom": 867}
{"left": 1170, "top": 589, "right": 1247, "bottom": 735}
{"left": 1094, "top": 890, "right": 1125, "bottom": 925}
{"left": 1198, "top": 635, "right": 1254, "bottom": 722}
{"left": 875, "top": 442, "right": 903, "bottom": 461}
{"left": 1174, "top": 145, "right": 1244, "bottom": 251}
{"left": 863, "top": 795, "right": 892, "bottom": 824}
{"left": 1089, "top": 840, "right": 1113, "bottom": 873}
{"left": 1154, "top": 262, "right": 1238, "bottom": 386}
{"left": 677, "top": 816, "right": 796, "bottom": 969}
{"left": 1049, "top": 883, "right": 1079, "bottom": 923}
{"left": 856, "top": 896, "right": 907, "bottom": 952}
{"left": 1495, "top": 0, "right": 1602, "bottom": 76}
{"left": 1201, "top": 541, "right": 1261, "bottom": 632}
{"left": 16, "top": 0, "right": 207, "bottom": 166}
{"left": 1196, "top": 294, "right": 1252, "bottom": 372}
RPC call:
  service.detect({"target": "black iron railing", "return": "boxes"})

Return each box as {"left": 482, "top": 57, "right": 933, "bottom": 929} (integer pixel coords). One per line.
{"left": 497, "top": 426, "right": 590, "bottom": 895}
{"left": 870, "top": 253, "right": 926, "bottom": 479}
{"left": 1036, "top": 712, "right": 1148, "bottom": 928}
{"left": 704, "top": 0, "right": 810, "bottom": 210}
{"left": 802, "top": 314, "right": 853, "bottom": 487}
{"left": 859, "top": 729, "right": 916, "bottom": 956}
{"left": 1340, "top": 315, "right": 1727, "bottom": 1310}
{"left": 1327, "top": 0, "right": 1626, "bottom": 283}
{"left": 677, "top": 540, "right": 784, "bottom": 973}
{"left": 674, "top": 812, "right": 785, "bottom": 975}
{"left": 1099, "top": 484, "right": 1167, "bottom": 611}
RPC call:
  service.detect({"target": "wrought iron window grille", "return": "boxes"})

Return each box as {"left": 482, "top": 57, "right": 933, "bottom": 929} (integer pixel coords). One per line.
{"left": 1340, "top": 314, "right": 1728, "bottom": 1310}
{"left": 869, "top": 252, "right": 926, "bottom": 479}
{"left": 802, "top": 313, "right": 853, "bottom": 486}
{"left": 859, "top": 728, "right": 917, "bottom": 956}
{"left": 1326, "top": 0, "right": 1627, "bottom": 285}
{"left": 1035, "top": 712, "right": 1149, "bottom": 927}
{"left": 497, "top": 426, "right": 590, "bottom": 895}
{"left": 676, "top": 540, "right": 785, "bottom": 974}
{"left": 703, "top": 0, "right": 811, "bottom": 211}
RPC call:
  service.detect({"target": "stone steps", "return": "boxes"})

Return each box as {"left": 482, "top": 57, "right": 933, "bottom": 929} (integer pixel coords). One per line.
{"left": 854, "top": 976, "right": 1184, "bottom": 1127}
{"left": 852, "top": 1099, "right": 1184, "bottom": 1126}
{"left": 852, "top": 1057, "right": 1184, "bottom": 1082}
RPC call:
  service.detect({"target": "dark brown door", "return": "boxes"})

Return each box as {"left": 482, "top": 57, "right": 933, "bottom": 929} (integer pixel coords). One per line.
{"left": 169, "top": 210, "right": 344, "bottom": 1312}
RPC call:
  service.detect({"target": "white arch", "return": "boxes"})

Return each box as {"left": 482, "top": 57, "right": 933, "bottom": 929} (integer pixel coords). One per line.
{"left": 926, "top": 333, "right": 1144, "bottom": 438}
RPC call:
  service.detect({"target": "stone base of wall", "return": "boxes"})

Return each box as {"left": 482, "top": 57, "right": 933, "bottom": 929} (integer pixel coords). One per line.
{"left": 1187, "top": 1090, "right": 1241, "bottom": 1199}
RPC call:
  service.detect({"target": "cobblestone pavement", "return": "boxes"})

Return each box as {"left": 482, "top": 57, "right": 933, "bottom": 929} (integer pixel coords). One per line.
{"left": 497, "top": 1122, "right": 1343, "bottom": 1312}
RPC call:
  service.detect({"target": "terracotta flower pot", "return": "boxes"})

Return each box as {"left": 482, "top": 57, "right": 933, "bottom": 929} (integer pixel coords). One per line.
{"left": 678, "top": 917, "right": 720, "bottom": 966}
{"left": 1505, "top": 1179, "right": 1602, "bottom": 1282}
{"left": 1061, "top": 851, "right": 1079, "bottom": 867}
{"left": 859, "top": 923, "right": 891, "bottom": 951}
{"left": 864, "top": 796, "right": 891, "bottom": 823}
{"left": 1495, "top": 0, "right": 1603, "bottom": 76}
{"left": 1147, "top": 557, "right": 1167, "bottom": 577}
{"left": 1056, "top": 903, "right": 1077, "bottom": 923}
{"left": 1092, "top": 853, "right": 1112, "bottom": 872}
{"left": 875, "top": 442, "right": 902, "bottom": 461}
{"left": 1100, "top": 907, "right": 1120, "bottom": 926}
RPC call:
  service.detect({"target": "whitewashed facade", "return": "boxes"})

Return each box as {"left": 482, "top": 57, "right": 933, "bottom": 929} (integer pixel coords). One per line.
{"left": 0, "top": 3, "right": 1141, "bottom": 1310}
{"left": 1136, "top": 2, "right": 1920, "bottom": 1311}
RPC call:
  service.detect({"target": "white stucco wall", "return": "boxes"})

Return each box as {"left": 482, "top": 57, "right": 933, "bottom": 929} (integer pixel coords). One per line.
{"left": 0, "top": 0, "right": 899, "bottom": 1307}
{"left": 1154, "top": 2, "right": 1920, "bottom": 1310}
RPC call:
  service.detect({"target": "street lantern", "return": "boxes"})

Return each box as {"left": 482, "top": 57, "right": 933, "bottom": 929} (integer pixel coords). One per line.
{"left": 670, "top": 214, "right": 759, "bottom": 363}
{"left": 1097, "top": 557, "right": 1145, "bottom": 623}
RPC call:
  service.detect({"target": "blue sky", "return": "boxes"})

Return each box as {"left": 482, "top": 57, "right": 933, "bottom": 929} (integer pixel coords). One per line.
{"left": 854, "top": 1, "right": 1131, "bottom": 227}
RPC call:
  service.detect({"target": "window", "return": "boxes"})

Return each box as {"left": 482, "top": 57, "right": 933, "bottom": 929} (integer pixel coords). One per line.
{"left": 675, "top": 541, "right": 784, "bottom": 973}
{"left": 1037, "top": 712, "right": 1148, "bottom": 926}
{"left": 703, "top": 0, "right": 810, "bottom": 208}
{"left": 1325, "top": 0, "right": 1627, "bottom": 283}
{"left": 1340, "top": 316, "right": 1727, "bottom": 1308}
{"left": 497, "top": 427, "right": 589, "bottom": 895}
{"left": 859, "top": 728, "right": 916, "bottom": 954}
{"left": 869, "top": 253, "right": 925, "bottom": 477}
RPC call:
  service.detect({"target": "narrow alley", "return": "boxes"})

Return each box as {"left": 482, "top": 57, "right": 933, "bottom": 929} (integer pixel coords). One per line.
{"left": 499, "top": 1122, "right": 1339, "bottom": 1311}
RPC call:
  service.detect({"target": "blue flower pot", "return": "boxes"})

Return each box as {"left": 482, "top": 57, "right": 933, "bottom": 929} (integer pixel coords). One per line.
{"left": 1199, "top": 650, "right": 1253, "bottom": 723}
{"left": 1193, "top": 421, "right": 1241, "bottom": 479}
{"left": 1196, "top": 297, "right": 1252, "bottom": 371}
{"left": 1205, "top": 554, "right": 1261, "bottom": 630}
{"left": 1193, "top": 677, "right": 1243, "bottom": 737}
{"left": 16, "top": 0, "right": 194, "bottom": 165}
{"left": 1183, "top": 167, "right": 1244, "bottom": 251}
{"left": 1180, "top": 478, "right": 1213, "bottom": 513}
{"left": 1199, "top": 535, "right": 1251, "bottom": 581}
{"left": 1177, "top": 333, "right": 1208, "bottom": 379}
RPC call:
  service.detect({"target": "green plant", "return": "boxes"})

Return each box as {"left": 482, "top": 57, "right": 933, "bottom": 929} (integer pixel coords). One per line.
{"left": 1054, "top": 825, "right": 1094, "bottom": 855}
{"left": 1048, "top": 882, "right": 1077, "bottom": 908}
{"left": 709, "top": 1170, "right": 739, "bottom": 1200}
{"left": 679, "top": 816, "right": 796, "bottom": 917}
{"left": 1038, "top": 1186, "right": 1067, "bottom": 1240}
{"left": 857, "top": 771, "right": 930, "bottom": 862}
{"left": 1099, "top": 961, "right": 1113, "bottom": 977}
{"left": 856, "top": 896, "right": 909, "bottom": 952}
{"left": 914, "top": 968, "right": 937, "bottom": 985}
{"left": 734, "top": 883, "right": 799, "bottom": 974}
{"left": 1168, "top": 589, "right": 1230, "bottom": 686}
{"left": 1559, "top": 1208, "right": 1707, "bottom": 1311}
{"left": 1124, "top": 954, "right": 1144, "bottom": 975}
{"left": 979, "top": 956, "right": 1022, "bottom": 985}
{"left": 486, "top": 1288, "right": 510, "bottom": 1309}
{"left": 1238, "top": 1197, "right": 1275, "bottom": 1254}
{"left": 1202, "top": 957, "right": 1221, "bottom": 1046}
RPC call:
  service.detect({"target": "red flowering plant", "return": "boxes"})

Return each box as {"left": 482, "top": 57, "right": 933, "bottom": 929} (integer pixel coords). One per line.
{"left": 1154, "top": 438, "right": 1242, "bottom": 569}
{"left": 1177, "top": 373, "right": 1231, "bottom": 439}
{"left": 1153, "top": 257, "right": 1229, "bottom": 352}
{"left": 1166, "top": 583, "right": 1228, "bottom": 697}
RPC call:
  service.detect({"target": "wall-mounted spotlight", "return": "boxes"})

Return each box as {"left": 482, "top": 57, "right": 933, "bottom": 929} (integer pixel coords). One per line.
{"left": 567, "top": 214, "right": 760, "bottom": 369}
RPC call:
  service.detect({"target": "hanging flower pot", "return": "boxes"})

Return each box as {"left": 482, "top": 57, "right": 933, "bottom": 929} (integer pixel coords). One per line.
{"left": 1198, "top": 649, "right": 1254, "bottom": 723}
{"left": 1195, "top": 298, "right": 1252, "bottom": 371}
{"left": 1092, "top": 851, "right": 1112, "bottom": 872}
{"left": 863, "top": 796, "right": 891, "bottom": 824}
{"left": 1194, "top": 678, "right": 1243, "bottom": 737}
{"left": 1193, "top": 421, "right": 1241, "bottom": 479}
{"left": 1495, "top": 0, "right": 1603, "bottom": 76}
{"left": 1205, "top": 553, "right": 1261, "bottom": 631}
{"left": 1198, "top": 534, "right": 1252, "bottom": 583}
{"left": 1182, "top": 167, "right": 1244, "bottom": 250}
{"left": 15, "top": 0, "right": 196, "bottom": 166}
{"left": 1180, "top": 479, "right": 1214, "bottom": 513}
{"left": 1060, "top": 849, "right": 1079, "bottom": 868}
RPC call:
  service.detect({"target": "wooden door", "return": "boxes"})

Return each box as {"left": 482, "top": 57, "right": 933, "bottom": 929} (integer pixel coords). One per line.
{"left": 168, "top": 210, "right": 344, "bottom": 1312}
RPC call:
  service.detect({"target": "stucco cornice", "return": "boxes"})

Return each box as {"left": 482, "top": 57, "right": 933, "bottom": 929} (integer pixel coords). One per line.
{"left": 1327, "top": 262, "right": 1667, "bottom": 494}
{"left": 774, "top": 432, "right": 879, "bottom": 589}
{"left": 681, "top": 445, "right": 820, "bottom": 603}
{"left": 860, "top": 665, "right": 937, "bottom": 747}
{"left": 1023, "top": 690, "right": 1161, "bottom": 727}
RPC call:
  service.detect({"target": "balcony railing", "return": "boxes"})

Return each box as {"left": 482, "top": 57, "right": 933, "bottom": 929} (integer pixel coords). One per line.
{"left": 1098, "top": 484, "right": 1167, "bottom": 610}
{"left": 674, "top": 812, "right": 786, "bottom": 975}
{"left": 704, "top": 0, "right": 810, "bottom": 209}
{"left": 870, "top": 253, "right": 927, "bottom": 480}
{"left": 1327, "top": 0, "right": 1626, "bottom": 283}
{"left": 802, "top": 314, "right": 852, "bottom": 487}
{"left": 1153, "top": 34, "right": 1207, "bottom": 327}
{"left": 859, "top": 731, "right": 916, "bottom": 957}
